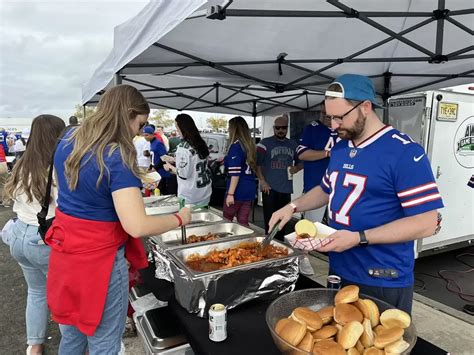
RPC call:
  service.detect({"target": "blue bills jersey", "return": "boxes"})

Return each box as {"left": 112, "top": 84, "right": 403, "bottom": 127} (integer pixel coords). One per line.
{"left": 224, "top": 141, "right": 256, "bottom": 201}
{"left": 320, "top": 125, "right": 444, "bottom": 287}
{"left": 297, "top": 121, "right": 339, "bottom": 191}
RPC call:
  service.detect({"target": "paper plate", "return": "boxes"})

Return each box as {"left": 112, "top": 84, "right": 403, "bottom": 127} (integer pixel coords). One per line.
{"left": 284, "top": 222, "right": 335, "bottom": 251}
{"left": 142, "top": 171, "right": 161, "bottom": 183}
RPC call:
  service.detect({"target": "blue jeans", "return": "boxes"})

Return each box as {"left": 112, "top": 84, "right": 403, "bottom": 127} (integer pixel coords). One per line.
{"left": 58, "top": 246, "right": 128, "bottom": 355}
{"left": 9, "top": 219, "right": 51, "bottom": 346}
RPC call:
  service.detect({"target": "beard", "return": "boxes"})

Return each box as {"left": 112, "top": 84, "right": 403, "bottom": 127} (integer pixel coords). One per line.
{"left": 336, "top": 111, "right": 366, "bottom": 141}
{"left": 275, "top": 131, "right": 287, "bottom": 139}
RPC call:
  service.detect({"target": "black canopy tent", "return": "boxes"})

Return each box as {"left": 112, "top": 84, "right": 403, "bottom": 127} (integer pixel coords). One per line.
{"left": 82, "top": 0, "right": 473, "bottom": 121}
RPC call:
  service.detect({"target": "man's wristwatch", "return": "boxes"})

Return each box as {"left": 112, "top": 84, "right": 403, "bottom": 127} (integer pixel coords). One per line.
{"left": 359, "top": 231, "right": 369, "bottom": 247}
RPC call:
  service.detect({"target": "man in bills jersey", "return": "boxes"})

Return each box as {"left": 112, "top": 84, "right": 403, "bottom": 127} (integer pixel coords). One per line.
{"left": 269, "top": 74, "right": 443, "bottom": 313}
{"left": 297, "top": 102, "right": 339, "bottom": 223}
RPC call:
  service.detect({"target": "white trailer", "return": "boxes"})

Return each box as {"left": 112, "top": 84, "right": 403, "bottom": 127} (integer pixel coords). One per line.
{"left": 388, "top": 89, "right": 473, "bottom": 256}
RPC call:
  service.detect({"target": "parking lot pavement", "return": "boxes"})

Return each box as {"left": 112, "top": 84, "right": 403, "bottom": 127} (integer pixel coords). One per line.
{"left": 0, "top": 206, "right": 145, "bottom": 354}
{"left": 0, "top": 206, "right": 61, "bottom": 353}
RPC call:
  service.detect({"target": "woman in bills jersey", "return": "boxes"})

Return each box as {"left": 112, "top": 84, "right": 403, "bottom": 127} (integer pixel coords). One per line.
{"left": 223, "top": 116, "right": 257, "bottom": 226}
{"left": 165, "top": 114, "right": 212, "bottom": 205}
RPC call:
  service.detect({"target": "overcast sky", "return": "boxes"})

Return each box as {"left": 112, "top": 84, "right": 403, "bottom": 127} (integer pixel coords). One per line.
{"left": 0, "top": 0, "right": 260, "bottom": 129}
{"left": 0, "top": 0, "right": 149, "bottom": 119}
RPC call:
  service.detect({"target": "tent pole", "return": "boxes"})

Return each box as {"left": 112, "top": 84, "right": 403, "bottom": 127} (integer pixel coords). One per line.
{"left": 252, "top": 100, "right": 257, "bottom": 139}
{"left": 114, "top": 73, "right": 122, "bottom": 86}
{"left": 435, "top": 0, "right": 446, "bottom": 55}
{"left": 382, "top": 72, "right": 392, "bottom": 124}
{"left": 82, "top": 105, "right": 86, "bottom": 119}
{"left": 252, "top": 99, "right": 257, "bottom": 223}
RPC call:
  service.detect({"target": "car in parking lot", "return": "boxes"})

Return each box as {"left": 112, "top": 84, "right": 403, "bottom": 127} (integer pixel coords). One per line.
{"left": 201, "top": 133, "right": 228, "bottom": 193}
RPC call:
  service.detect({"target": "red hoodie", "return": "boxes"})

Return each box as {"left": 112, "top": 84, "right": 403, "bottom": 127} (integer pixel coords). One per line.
{"left": 46, "top": 209, "right": 147, "bottom": 336}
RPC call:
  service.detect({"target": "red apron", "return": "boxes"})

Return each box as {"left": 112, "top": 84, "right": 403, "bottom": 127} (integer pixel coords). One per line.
{"left": 46, "top": 209, "right": 148, "bottom": 336}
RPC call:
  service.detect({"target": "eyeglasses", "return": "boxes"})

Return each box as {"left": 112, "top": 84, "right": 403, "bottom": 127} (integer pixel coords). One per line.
{"left": 326, "top": 101, "right": 363, "bottom": 124}
{"left": 274, "top": 125, "right": 288, "bottom": 130}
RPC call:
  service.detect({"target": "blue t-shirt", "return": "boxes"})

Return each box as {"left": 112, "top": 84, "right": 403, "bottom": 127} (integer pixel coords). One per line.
{"left": 224, "top": 141, "right": 256, "bottom": 201}
{"left": 0, "top": 130, "right": 8, "bottom": 153}
{"left": 256, "top": 136, "right": 299, "bottom": 194}
{"left": 150, "top": 138, "right": 170, "bottom": 178}
{"left": 297, "top": 121, "right": 338, "bottom": 192}
{"left": 55, "top": 130, "right": 142, "bottom": 221}
{"left": 320, "top": 126, "right": 444, "bottom": 288}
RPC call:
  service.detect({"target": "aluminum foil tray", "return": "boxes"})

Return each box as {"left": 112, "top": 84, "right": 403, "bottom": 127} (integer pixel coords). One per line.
{"left": 167, "top": 236, "right": 301, "bottom": 317}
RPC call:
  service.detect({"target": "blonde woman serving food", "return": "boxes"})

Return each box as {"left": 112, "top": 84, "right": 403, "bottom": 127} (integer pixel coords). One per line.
{"left": 46, "top": 85, "right": 191, "bottom": 354}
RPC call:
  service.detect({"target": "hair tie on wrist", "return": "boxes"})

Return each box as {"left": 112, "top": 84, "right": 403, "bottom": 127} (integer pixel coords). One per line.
{"left": 174, "top": 213, "right": 183, "bottom": 227}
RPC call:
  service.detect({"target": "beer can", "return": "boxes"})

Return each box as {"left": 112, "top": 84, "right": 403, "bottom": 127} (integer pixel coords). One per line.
{"left": 327, "top": 275, "right": 342, "bottom": 290}
{"left": 209, "top": 303, "right": 227, "bottom": 342}
{"left": 287, "top": 166, "right": 293, "bottom": 180}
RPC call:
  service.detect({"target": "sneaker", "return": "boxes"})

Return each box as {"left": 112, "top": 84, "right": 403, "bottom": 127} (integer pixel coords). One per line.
{"left": 299, "top": 256, "right": 315, "bottom": 276}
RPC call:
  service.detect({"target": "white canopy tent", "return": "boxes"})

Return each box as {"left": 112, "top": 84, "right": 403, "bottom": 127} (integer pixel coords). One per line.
{"left": 83, "top": 0, "right": 473, "bottom": 117}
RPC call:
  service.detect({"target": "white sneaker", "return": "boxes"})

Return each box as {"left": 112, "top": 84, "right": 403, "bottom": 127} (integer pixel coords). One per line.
{"left": 299, "top": 256, "right": 314, "bottom": 276}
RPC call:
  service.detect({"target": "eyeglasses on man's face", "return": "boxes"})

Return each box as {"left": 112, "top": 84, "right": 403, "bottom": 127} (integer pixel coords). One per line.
{"left": 274, "top": 125, "right": 288, "bottom": 130}
{"left": 326, "top": 101, "right": 364, "bottom": 124}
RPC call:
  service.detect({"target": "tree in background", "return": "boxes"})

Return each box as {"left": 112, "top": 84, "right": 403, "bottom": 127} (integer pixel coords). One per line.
{"left": 149, "top": 109, "right": 174, "bottom": 128}
{"left": 207, "top": 115, "right": 228, "bottom": 132}
{"left": 72, "top": 104, "right": 96, "bottom": 121}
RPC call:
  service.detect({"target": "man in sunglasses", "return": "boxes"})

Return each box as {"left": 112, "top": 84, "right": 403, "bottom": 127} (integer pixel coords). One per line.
{"left": 256, "top": 115, "right": 301, "bottom": 241}
{"left": 269, "top": 74, "right": 443, "bottom": 314}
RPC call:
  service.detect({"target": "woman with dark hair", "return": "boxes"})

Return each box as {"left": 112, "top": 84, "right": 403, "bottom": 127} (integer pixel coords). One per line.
{"left": 3, "top": 115, "right": 66, "bottom": 355}
{"left": 223, "top": 116, "right": 257, "bottom": 226}
{"left": 165, "top": 113, "right": 212, "bottom": 205}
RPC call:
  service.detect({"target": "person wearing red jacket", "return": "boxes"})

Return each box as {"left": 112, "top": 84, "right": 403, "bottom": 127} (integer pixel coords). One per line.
{"left": 47, "top": 85, "right": 191, "bottom": 354}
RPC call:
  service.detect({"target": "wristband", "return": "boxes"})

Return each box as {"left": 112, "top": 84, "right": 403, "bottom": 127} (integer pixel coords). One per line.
{"left": 174, "top": 213, "right": 183, "bottom": 227}
{"left": 289, "top": 202, "right": 297, "bottom": 213}
{"left": 227, "top": 193, "right": 234, "bottom": 196}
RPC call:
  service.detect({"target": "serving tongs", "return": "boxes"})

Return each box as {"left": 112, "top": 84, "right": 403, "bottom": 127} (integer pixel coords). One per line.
{"left": 260, "top": 224, "right": 280, "bottom": 248}
{"left": 179, "top": 200, "right": 210, "bottom": 244}
{"left": 149, "top": 194, "right": 175, "bottom": 206}
{"left": 179, "top": 198, "right": 187, "bottom": 245}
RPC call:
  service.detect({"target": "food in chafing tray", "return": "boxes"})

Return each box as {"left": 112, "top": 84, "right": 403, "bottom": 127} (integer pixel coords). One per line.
{"left": 285, "top": 219, "right": 334, "bottom": 251}
{"left": 185, "top": 242, "right": 289, "bottom": 272}
{"left": 186, "top": 233, "right": 219, "bottom": 244}
{"left": 273, "top": 285, "right": 412, "bottom": 354}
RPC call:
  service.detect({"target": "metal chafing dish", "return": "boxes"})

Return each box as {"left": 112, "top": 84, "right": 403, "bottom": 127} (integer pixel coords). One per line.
{"left": 150, "top": 222, "right": 254, "bottom": 249}
{"left": 145, "top": 204, "right": 179, "bottom": 215}
{"left": 136, "top": 307, "right": 194, "bottom": 354}
{"left": 148, "top": 221, "right": 255, "bottom": 282}
{"left": 167, "top": 235, "right": 301, "bottom": 317}
{"left": 188, "top": 210, "right": 223, "bottom": 226}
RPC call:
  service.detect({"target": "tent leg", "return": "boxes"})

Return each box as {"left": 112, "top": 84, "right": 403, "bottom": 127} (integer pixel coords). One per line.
{"left": 83, "top": 105, "right": 86, "bottom": 119}
{"left": 252, "top": 100, "right": 257, "bottom": 139}
{"left": 382, "top": 72, "right": 392, "bottom": 124}
{"left": 114, "top": 73, "right": 122, "bottom": 86}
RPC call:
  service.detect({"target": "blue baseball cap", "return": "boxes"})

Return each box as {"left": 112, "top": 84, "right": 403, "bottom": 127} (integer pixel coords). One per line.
{"left": 143, "top": 126, "right": 154, "bottom": 134}
{"left": 325, "top": 74, "right": 381, "bottom": 107}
